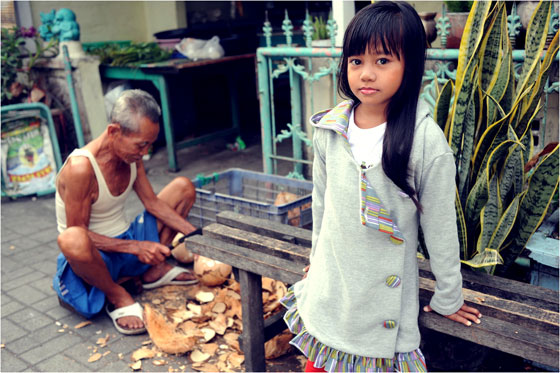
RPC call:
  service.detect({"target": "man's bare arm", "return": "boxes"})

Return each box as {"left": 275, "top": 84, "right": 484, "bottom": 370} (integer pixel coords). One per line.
{"left": 59, "top": 157, "right": 169, "bottom": 265}
{"left": 133, "top": 161, "right": 197, "bottom": 235}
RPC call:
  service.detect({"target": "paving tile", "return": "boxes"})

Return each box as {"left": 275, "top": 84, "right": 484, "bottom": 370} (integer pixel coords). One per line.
{"left": 35, "top": 352, "right": 91, "bottom": 372}
{"left": 1, "top": 239, "right": 41, "bottom": 258}
{"left": 6, "top": 284, "right": 49, "bottom": 306}
{"left": 45, "top": 304, "right": 74, "bottom": 320}
{"left": 31, "top": 295, "right": 59, "bottom": 313}
{"left": 10, "top": 248, "right": 55, "bottom": 265}
{"left": 63, "top": 340, "right": 111, "bottom": 370}
{"left": 1, "top": 300, "right": 26, "bottom": 318}
{"left": 4, "top": 324, "right": 63, "bottom": 354}
{"left": 1, "top": 319, "right": 28, "bottom": 343}
{"left": 1, "top": 257, "right": 19, "bottom": 274}
{"left": 19, "top": 333, "right": 82, "bottom": 365}
{"left": 2, "top": 270, "right": 45, "bottom": 292}
{"left": 30, "top": 257, "right": 58, "bottom": 275}
{"left": 1, "top": 348, "right": 29, "bottom": 371}
{"left": 29, "top": 274, "right": 56, "bottom": 295}
{"left": 97, "top": 357, "right": 131, "bottom": 372}
{"left": 8, "top": 308, "right": 54, "bottom": 332}
{"left": 26, "top": 228, "right": 58, "bottom": 244}
{"left": 0, "top": 264, "right": 33, "bottom": 278}
{"left": 1, "top": 227, "right": 19, "bottom": 244}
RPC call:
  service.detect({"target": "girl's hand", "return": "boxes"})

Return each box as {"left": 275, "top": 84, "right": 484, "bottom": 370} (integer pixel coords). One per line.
{"left": 302, "top": 265, "right": 310, "bottom": 279}
{"left": 423, "top": 304, "right": 482, "bottom": 327}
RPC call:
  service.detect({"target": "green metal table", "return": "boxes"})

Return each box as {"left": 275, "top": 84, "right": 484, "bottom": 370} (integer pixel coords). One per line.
{"left": 100, "top": 53, "right": 255, "bottom": 172}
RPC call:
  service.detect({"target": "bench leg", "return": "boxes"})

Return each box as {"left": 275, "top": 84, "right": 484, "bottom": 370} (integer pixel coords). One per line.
{"left": 238, "top": 269, "right": 266, "bottom": 372}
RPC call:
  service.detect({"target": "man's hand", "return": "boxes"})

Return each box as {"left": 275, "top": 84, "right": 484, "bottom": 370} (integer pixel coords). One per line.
{"left": 136, "top": 241, "right": 171, "bottom": 265}
{"left": 424, "top": 303, "right": 482, "bottom": 326}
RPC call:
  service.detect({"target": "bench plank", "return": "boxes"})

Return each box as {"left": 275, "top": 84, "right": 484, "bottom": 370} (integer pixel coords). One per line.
{"left": 217, "top": 210, "right": 312, "bottom": 247}
{"left": 419, "top": 312, "right": 559, "bottom": 368}
{"left": 186, "top": 235, "right": 304, "bottom": 284}
{"left": 420, "top": 277, "right": 559, "bottom": 335}
{"left": 189, "top": 213, "right": 560, "bottom": 368}
{"left": 418, "top": 260, "right": 559, "bottom": 312}
{"left": 238, "top": 269, "right": 266, "bottom": 372}
{"left": 203, "top": 223, "right": 310, "bottom": 265}
{"left": 218, "top": 211, "right": 559, "bottom": 311}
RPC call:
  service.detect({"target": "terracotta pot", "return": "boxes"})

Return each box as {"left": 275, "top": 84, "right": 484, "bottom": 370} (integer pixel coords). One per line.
{"left": 446, "top": 12, "right": 470, "bottom": 49}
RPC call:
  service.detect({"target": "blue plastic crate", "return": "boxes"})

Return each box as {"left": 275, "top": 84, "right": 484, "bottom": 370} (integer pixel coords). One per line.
{"left": 191, "top": 168, "right": 312, "bottom": 228}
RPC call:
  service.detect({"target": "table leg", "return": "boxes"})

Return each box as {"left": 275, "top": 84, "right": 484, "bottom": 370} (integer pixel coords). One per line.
{"left": 238, "top": 269, "right": 266, "bottom": 372}
{"left": 153, "top": 75, "right": 179, "bottom": 172}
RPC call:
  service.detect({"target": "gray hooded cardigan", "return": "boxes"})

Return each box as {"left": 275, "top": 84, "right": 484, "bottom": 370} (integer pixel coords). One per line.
{"left": 291, "top": 99, "right": 464, "bottom": 358}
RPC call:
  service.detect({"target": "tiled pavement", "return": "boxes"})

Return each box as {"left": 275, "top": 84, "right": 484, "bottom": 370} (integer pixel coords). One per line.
{"left": 1, "top": 140, "right": 300, "bottom": 372}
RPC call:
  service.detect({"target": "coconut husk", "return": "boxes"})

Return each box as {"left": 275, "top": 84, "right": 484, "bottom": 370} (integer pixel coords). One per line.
{"left": 144, "top": 304, "right": 197, "bottom": 354}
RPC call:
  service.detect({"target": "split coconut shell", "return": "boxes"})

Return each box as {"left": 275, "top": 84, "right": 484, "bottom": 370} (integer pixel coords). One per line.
{"left": 194, "top": 256, "right": 232, "bottom": 287}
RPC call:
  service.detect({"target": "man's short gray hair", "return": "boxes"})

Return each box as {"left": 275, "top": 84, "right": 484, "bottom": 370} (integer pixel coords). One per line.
{"left": 110, "top": 89, "right": 161, "bottom": 133}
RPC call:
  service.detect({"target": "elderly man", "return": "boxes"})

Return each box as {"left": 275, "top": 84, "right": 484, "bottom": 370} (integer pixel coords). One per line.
{"left": 54, "top": 89, "right": 198, "bottom": 335}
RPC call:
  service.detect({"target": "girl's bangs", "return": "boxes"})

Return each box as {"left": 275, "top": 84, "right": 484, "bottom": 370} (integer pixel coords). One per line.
{"left": 346, "top": 13, "right": 403, "bottom": 59}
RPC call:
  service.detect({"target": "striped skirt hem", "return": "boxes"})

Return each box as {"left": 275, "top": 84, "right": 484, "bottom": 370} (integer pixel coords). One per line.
{"left": 280, "top": 287, "right": 428, "bottom": 373}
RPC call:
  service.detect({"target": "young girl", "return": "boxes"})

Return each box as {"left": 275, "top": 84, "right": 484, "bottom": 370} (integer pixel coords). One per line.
{"left": 280, "top": 2, "right": 482, "bottom": 372}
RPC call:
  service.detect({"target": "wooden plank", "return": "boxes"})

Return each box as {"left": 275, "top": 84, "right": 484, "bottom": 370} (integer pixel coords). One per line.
{"left": 216, "top": 211, "right": 312, "bottom": 247}
{"left": 419, "top": 311, "right": 559, "bottom": 368}
{"left": 239, "top": 310, "right": 288, "bottom": 349}
{"left": 418, "top": 259, "right": 559, "bottom": 311}
{"left": 419, "top": 277, "right": 559, "bottom": 334}
{"left": 218, "top": 212, "right": 558, "bottom": 309}
{"left": 203, "top": 223, "right": 310, "bottom": 265}
{"left": 185, "top": 235, "right": 304, "bottom": 284}
{"left": 238, "top": 269, "right": 266, "bottom": 372}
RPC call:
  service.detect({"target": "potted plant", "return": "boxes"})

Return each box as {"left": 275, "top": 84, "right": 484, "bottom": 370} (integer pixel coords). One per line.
{"left": 1, "top": 26, "right": 58, "bottom": 104}
{"left": 442, "top": 1, "right": 474, "bottom": 48}
{"left": 431, "top": 0, "right": 559, "bottom": 276}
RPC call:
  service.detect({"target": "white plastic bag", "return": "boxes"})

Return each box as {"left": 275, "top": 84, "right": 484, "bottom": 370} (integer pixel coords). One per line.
{"left": 175, "top": 36, "right": 225, "bottom": 61}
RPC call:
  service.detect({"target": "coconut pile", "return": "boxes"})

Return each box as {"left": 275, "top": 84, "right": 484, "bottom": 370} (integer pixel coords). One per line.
{"left": 130, "top": 246, "right": 295, "bottom": 372}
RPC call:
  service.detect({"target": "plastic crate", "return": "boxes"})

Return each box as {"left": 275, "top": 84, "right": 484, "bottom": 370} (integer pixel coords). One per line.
{"left": 191, "top": 169, "right": 312, "bottom": 228}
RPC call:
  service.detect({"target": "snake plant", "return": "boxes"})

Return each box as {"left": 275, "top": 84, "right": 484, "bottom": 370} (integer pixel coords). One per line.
{"left": 434, "top": 0, "right": 559, "bottom": 274}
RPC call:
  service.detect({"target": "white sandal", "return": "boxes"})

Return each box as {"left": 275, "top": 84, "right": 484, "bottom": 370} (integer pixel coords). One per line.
{"left": 142, "top": 266, "right": 199, "bottom": 290}
{"left": 105, "top": 302, "right": 146, "bottom": 335}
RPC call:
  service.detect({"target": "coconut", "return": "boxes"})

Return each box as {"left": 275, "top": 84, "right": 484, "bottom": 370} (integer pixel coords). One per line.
{"left": 171, "top": 233, "right": 195, "bottom": 264}
{"left": 194, "top": 256, "right": 232, "bottom": 287}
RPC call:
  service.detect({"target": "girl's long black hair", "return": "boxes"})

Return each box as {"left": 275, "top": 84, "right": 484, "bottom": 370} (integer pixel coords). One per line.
{"left": 338, "top": 1, "right": 426, "bottom": 211}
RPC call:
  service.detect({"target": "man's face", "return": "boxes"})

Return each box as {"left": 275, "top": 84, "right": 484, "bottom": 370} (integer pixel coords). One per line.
{"left": 116, "top": 116, "right": 159, "bottom": 164}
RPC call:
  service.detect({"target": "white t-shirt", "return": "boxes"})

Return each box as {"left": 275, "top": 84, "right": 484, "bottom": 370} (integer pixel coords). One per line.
{"left": 347, "top": 108, "right": 386, "bottom": 167}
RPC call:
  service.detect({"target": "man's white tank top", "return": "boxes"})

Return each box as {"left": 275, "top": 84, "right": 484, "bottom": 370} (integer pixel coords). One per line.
{"left": 55, "top": 148, "right": 137, "bottom": 236}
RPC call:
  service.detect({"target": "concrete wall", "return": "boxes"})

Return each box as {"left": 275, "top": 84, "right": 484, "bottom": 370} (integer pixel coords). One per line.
{"left": 29, "top": 1, "right": 187, "bottom": 43}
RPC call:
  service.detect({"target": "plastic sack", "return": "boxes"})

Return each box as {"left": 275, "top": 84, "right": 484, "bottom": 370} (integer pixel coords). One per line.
{"left": 1, "top": 111, "right": 57, "bottom": 197}
{"left": 175, "top": 36, "right": 225, "bottom": 61}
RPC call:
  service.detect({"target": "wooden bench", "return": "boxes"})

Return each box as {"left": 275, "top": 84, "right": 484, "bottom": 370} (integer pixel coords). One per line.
{"left": 185, "top": 211, "right": 559, "bottom": 371}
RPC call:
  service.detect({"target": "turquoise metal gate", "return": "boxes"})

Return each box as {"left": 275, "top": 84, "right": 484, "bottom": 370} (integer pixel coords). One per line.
{"left": 257, "top": 6, "right": 559, "bottom": 180}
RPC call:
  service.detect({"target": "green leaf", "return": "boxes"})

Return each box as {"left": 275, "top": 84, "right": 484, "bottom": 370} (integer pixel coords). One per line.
{"left": 435, "top": 79, "right": 453, "bottom": 132}
{"left": 456, "top": 188, "right": 468, "bottom": 261}
{"left": 456, "top": 1, "right": 493, "bottom": 83}
{"left": 499, "top": 144, "right": 524, "bottom": 204}
{"left": 461, "top": 248, "right": 504, "bottom": 271}
{"left": 516, "top": 31, "right": 559, "bottom": 137}
{"left": 477, "top": 172, "right": 501, "bottom": 252}
{"left": 503, "top": 145, "right": 560, "bottom": 269}
{"left": 478, "top": 3, "right": 505, "bottom": 94}
{"left": 449, "top": 62, "right": 478, "bottom": 162}
{"left": 516, "top": 0, "right": 552, "bottom": 96}
{"left": 458, "top": 87, "right": 479, "bottom": 204}
{"left": 488, "top": 193, "right": 522, "bottom": 251}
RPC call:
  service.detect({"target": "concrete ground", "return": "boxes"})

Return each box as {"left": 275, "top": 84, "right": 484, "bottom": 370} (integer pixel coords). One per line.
{"left": 1, "top": 139, "right": 303, "bottom": 372}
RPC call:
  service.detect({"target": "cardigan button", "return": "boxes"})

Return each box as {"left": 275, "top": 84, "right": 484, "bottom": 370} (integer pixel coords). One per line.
{"left": 385, "top": 275, "right": 401, "bottom": 288}
{"left": 383, "top": 320, "right": 397, "bottom": 329}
